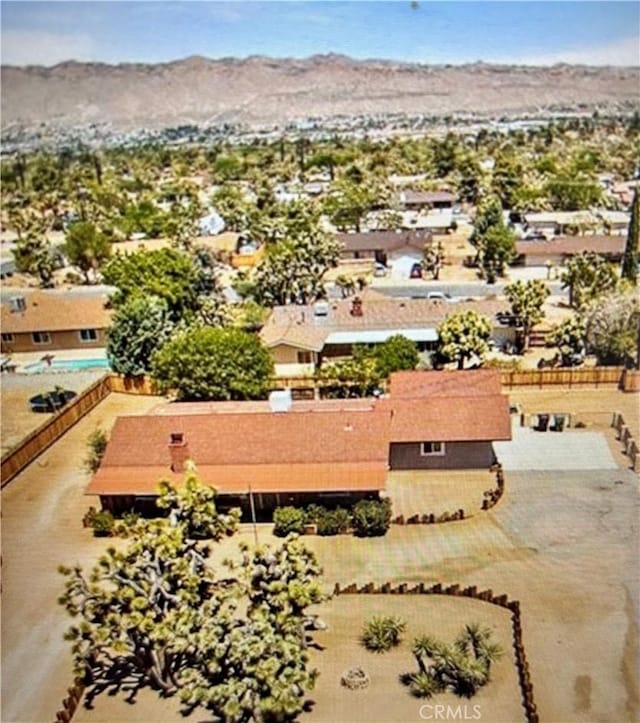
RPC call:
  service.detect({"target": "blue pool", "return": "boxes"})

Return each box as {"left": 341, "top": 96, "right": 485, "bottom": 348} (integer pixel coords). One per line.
{"left": 24, "top": 358, "right": 111, "bottom": 374}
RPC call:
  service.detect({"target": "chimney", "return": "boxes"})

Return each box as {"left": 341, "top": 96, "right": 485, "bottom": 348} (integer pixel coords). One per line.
{"left": 350, "top": 297, "right": 363, "bottom": 317}
{"left": 168, "top": 432, "right": 190, "bottom": 473}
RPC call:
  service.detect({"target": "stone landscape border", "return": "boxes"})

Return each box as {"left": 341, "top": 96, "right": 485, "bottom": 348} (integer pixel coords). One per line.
{"left": 611, "top": 411, "right": 638, "bottom": 471}
{"left": 332, "top": 581, "right": 538, "bottom": 723}
{"left": 391, "top": 463, "right": 505, "bottom": 525}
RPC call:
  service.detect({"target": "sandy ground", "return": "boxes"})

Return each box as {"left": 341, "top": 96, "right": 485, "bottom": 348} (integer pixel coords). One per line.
{"left": 0, "top": 371, "right": 106, "bottom": 454}
{"left": 386, "top": 469, "right": 495, "bottom": 519}
{"left": 1, "top": 387, "right": 638, "bottom": 723}
{"left": 1, "top": 392, "right": 164, "bottom": 723}
{"left": 307, "top": 595, "right": 522, "bottom": 723}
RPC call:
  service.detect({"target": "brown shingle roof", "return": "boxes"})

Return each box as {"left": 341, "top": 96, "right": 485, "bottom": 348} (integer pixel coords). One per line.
{"left": 389, "top": 370, "right": 503, "bottom": 398}
{"left": 89, "top": 371, "right": 511, "bottom": 498}
{"left": 401, "top": 191, "right": 457, "bottom": 205}
{"left": 516, "top": 236, "right": 625, "bottom": 259}
{"left": 88, "top": 462, "right": 387, "bottom": 496}
{"left": 337, "top": 230, "right": 432, "bottom": 253}
{"left": 1, "top": 292, "right": 112, "bottom": 333}
{"left": 383, "top": 396, "right": 511, "bottom": 443}
{"left": 260, "top": 296, "right": 506, "bottom": 350}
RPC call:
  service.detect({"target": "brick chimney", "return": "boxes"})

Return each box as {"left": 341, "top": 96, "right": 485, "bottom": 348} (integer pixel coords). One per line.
{"left": 168, "top": 432, "right": 190, "bottom": 473}
{"left": 350, "top": 296, "right": 363, "bottom": 317}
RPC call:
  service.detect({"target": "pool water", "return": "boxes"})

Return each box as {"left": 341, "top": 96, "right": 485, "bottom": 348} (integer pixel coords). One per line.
{"left": 24, "top": 358, "right": 111, "bottom": 374}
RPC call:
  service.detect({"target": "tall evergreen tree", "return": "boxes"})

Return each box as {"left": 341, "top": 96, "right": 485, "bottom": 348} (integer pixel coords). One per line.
{"left": 621, "top": 188, "right": 639, "bottom": 285}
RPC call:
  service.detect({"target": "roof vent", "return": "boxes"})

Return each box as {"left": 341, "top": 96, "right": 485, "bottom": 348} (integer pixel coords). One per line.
{"left": 169, "top": 432, "right": 184, "bottom": 445}
{"left": 269, "top": 389, "right": 292, "bottom": 413}
{"left": 9, "top": 296, "right": 26, "bottom": 313}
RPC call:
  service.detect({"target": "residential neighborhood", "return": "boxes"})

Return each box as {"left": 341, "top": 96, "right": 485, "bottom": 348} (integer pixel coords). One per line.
{"left": 1, "top": 4, "right": 639, "bottom": 723}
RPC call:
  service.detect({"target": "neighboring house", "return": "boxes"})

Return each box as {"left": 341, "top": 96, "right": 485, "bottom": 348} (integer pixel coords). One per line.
{"left": 0, "top": 291, "right": 112, "bottom": 354}
{"left": 523, "top": 211, "right": 597, "bottom": 237}
{"left": 260, "top": 291, "right": 514, "bottom": 372}
{"left": 399, "top": 190, "right": 457, "bottom": 211}
{"left": 515, "top": 235, "right": 626, "bottom": 267}
{"left": 596, "top": 210, "right": 630, "bottom": 235}
{"left": 337, "top": 230, "right": 432, "bottom": 265}
{"left": 87, "top": 370, "right": 511, "bottom": 516}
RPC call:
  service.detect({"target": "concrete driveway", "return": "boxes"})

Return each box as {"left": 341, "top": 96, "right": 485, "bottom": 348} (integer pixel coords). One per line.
{"left": 494, "top": 428, "right": 618, "bottom": 471}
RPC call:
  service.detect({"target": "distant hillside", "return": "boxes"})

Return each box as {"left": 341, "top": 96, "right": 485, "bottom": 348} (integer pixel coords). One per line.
{"left": 2, "top": 54, "right": 639, "bottom": 132}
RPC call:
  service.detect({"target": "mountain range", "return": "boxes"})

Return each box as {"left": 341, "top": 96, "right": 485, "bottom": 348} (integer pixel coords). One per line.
{"left": 2, "top": 54, "right": 639, "bottom": 133}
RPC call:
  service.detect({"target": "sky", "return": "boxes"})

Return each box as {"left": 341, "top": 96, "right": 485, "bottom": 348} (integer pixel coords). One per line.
{"left": 1, "top": 1, "right": 639, "bottom": 68}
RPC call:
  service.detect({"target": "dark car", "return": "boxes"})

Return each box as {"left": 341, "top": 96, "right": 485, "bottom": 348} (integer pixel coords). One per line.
{"left": 409, "top": 262, "right": 423, "bottom": 279}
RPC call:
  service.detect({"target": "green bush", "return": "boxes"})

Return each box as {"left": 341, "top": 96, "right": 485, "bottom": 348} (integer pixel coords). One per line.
{"left": 351, "top": 498, "right": 392, "bottom": 537}
{"left": 361, "top": 615, "right": 407, "bottom": 652}
{"left": 273, "top": 506, "right": 306, "bottom": 537}
{"left": 91, "top": 510, "right": 115, "bottom": 537}
{"left": 84, "top": 427, "right": 108, "bottom": 473}
{"left": 304, "top": 504, "right": 327, "bottom": 525}
{"left": 316, "top": 507, "right": 351, "bottom": 536}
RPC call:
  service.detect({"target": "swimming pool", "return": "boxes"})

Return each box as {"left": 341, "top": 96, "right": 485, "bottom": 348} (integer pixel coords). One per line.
{"left": 24, "top": 358, "right": 111, "bottom": 374}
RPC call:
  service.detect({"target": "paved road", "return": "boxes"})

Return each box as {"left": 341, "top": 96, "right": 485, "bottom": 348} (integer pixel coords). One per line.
{"left": 369, "top": 281, "right": 566, "bottom": 299}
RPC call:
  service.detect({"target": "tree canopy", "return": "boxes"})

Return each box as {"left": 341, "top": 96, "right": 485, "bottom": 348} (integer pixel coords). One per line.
{"left": 560, "top": 251, "right": 618, "bottom": 309}
{"left": 59, "top": 472, "right": 325, "bottom": 722}
{"left": 64, "top": 221, "right": 111, "bottom": 283}
{"left": 469, "top": 197, "right": 516, "bottom": 282}
{"left": 151, "top": 327, "right": 274, "bottom": 401}
{"left": 106, "top": 296, "right": 175, "bottom": 376}
{"left": 504, "top": 279, "right": 550, "bottom": 351}
{"left": 584, "top": 290, "right": 640, "bottom": 367}
{"left": 437, "top": 310, "right": 492, "bottom": 369}
{"left": 621, "top": 188, "right": 639, "bottom": 285}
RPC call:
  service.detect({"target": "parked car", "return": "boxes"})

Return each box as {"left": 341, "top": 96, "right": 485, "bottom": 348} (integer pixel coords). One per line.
{"left": 426, "top": 291, "right": 454, "bottom": 302}
{"left": 522, "top": 231, "right": 547, "bottom": 241}
{"left": 374, "top": 263, "right": 387, "bottom": 277}
{"left": 409, "top": 262, "right": 423, "bottom": 279}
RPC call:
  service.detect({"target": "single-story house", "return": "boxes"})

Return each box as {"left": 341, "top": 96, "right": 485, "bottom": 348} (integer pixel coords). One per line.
{"left": 337, "top": 230, "right": 432, "bottom": 264}
{"left": 259, "top": 291, "right": 515, "bottom": 371}
{"left": 515, "top": 235, "right": 626, "bottom": 267}
{"left": 1, "top": 291, "right": 112, "bottom": 354}
{"left": 595, "top": 210, "right": 630, "bottom": 235}
{"left": 399, "top": 191, "right": 457, "bottom": 211}
{"left": 87, "top": 370, "right": 511, "bottom": 516}
{"left": 523, "top": 211, "right": 597, "bottom": 237}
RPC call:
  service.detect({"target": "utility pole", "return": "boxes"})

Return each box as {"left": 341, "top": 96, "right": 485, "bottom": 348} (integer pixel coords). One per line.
{"left": 248, "top": 483, "right": 258, "bottom": 546}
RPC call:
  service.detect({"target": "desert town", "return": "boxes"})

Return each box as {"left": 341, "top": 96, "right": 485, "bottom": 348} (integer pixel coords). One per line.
{"left": 1, "top": 3, "right": 639, "bottom": 723}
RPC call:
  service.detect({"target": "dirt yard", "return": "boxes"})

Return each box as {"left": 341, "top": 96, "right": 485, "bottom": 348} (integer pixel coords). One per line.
{"left": 307, "top": 595, "right": 522, "bottom": 723}
{"left": 0, "top": 371, "right": 105, "bottom": 454}
{"left": 1, "top": 386, "right": 638, "bottom": 723}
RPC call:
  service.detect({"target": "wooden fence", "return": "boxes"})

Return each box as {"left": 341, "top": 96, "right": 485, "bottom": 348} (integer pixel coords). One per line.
{"left": 1, "top": 375, "right": 113, "bottom": 487}
{"left": 501, "top": 367, "right": 624, "bottom": 389}
{"left": 333, "top": 581, "right": 538, "bottom": 723}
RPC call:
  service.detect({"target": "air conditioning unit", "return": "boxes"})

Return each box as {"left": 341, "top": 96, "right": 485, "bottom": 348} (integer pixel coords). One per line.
{"left": 269, "top": 389, "right": 292, "bottom": 413}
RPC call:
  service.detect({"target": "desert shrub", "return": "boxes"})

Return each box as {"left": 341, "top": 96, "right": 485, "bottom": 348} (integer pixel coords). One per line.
{"left": 361, "top": 615, "right": 407, "bottom": 652}
{"left": 406, "top": 624, "right": 503, "bottom": 699}
{"left": 273, "top": 506, "right": 306, "bottom": 537}
{"left": 91, "top": 510, "right": 115, "bottom": 537}
{"left": 351, "top": 498, "right": 392, "bottom": 537}
{"left": 84, "top": 427, "right": 108, "bottom": 473}
{"left": 316, "top": 507, "right": 351, "bottom": 536}
{"left": 304, "top": 504, "right": 327, "bottom": 525}
{"left": 408, "top": 671, "right": 443, "bottom": 698}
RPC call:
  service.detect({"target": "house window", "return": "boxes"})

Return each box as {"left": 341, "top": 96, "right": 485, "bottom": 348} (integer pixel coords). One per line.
{"left": 420, "top": 442, "right": 446, "bottom": 457}
{"left": 79, "top": 328, "right": 98, "bottom": 342}
{"left": 32, "top": 331, "right": 51, "bottom": 345}
{"left": 1, "top": 333, "right": 14, "bottom": 343}
{"left": 297, "top": 351, "right": 313, "bottom": 364}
